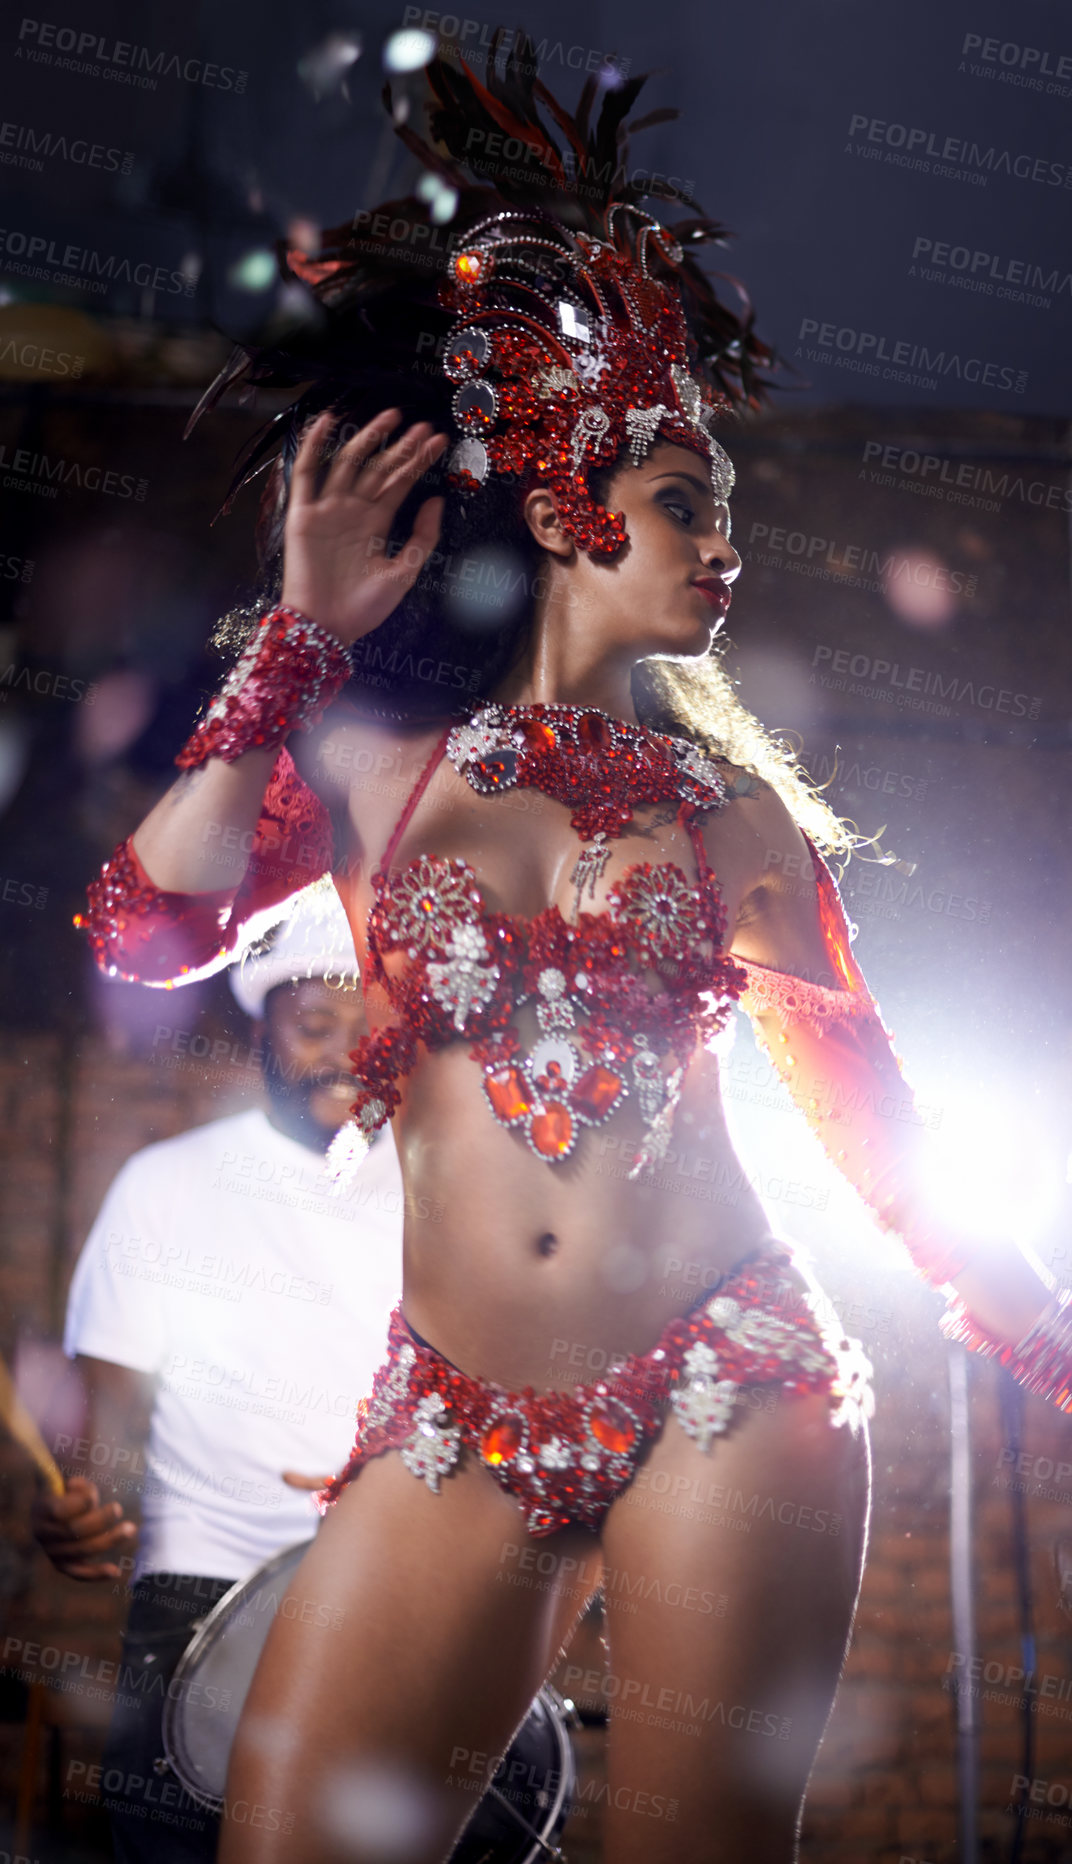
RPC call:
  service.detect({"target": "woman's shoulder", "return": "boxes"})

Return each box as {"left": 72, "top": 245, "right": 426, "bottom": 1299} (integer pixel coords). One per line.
{"left": 301, "top": 694, "right": 452, "bottom": 782}
{"left": 702, "top": 753, "right": 818, "bottom": 896}
{"left": 708, "top": 752, "right": 770, "bottom": 804}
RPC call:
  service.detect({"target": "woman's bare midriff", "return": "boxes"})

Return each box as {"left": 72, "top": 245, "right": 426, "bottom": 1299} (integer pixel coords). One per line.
{"left": 389, "top": 1040, "right": 773, "bottom": 1391}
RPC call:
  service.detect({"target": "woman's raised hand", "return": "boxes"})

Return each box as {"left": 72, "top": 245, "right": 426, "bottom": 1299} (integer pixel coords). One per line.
{"left": 281, "top": 409, "right": 448, "bottom": 645}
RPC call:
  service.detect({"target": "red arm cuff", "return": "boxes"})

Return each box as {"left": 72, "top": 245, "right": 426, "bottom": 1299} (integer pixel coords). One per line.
{"left": 77, "top": 840, "right": 236, "bottom": 984}
{"left": 78, "top": 748, "right": 336, "bottom": 986}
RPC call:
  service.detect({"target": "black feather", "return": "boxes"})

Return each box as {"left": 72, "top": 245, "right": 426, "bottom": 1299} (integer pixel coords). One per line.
{"left": 188, "top": 28, "right": 778, "bottom": 507}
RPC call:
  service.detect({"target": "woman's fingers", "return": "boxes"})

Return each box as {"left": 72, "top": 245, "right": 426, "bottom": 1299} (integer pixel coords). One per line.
{"left": 372, "top": 428, "right": 448, "bottom": 511}
{"left": 322, "top": 407, "right": 405, "bottom": 498}
{"left": 294, "top": 412, "right": 444, "bottom": 520}
{"left": 289, "top": 409, "right": 338, "bottom": 506}
{"left": 337, "top": 418, "right": 434, "bottom": 506}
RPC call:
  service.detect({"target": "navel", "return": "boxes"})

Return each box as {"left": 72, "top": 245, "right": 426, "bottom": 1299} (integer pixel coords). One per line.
{"left": 535, "top": 1231, "right": 559, "bottom": 1259}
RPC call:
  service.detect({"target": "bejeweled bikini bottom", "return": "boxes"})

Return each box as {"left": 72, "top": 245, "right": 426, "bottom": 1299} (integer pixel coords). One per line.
{"left": 318, "top": 1250, "right": 872, "bottom": 1537}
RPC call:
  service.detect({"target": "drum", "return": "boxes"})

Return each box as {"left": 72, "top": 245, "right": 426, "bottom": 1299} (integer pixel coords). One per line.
{"left": 162, "top": 1540, "right": 575, "bottom": 1862}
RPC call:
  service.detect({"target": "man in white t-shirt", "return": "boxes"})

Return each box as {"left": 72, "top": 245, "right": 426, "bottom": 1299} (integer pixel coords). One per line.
{"left": 32, "top": 883, "right": 404, "bottom": 1862}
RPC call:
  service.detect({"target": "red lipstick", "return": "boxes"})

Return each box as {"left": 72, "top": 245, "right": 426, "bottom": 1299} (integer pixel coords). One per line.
{"left": 692, "top": 577, "right": 732, "bottom": 617}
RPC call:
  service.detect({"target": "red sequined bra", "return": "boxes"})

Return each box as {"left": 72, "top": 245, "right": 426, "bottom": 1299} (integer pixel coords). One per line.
{"left": 351, "top": 704, "right": 747, "bottom": 1173}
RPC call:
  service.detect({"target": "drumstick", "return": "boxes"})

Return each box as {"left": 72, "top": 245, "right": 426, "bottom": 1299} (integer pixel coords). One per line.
{"left": 0, "top": 1355, "right": 64, "bottom": 1495}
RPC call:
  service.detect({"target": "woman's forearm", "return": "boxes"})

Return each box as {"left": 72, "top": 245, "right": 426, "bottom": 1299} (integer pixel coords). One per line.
{"left": 947, "top": 1244, "right": 1052, "bottom": 1348}
{"left": 131, "top": 749, "right": 280, "bottom": 895}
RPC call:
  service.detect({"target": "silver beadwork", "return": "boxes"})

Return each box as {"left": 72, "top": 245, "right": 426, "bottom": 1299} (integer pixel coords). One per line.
{"left": 400, "top": 1394, "right": 462, "bottom": 1493}
{"left": 427, "top": 922, "right": 500, "bottom": 1032}
{"left": 569, "top": 832, "right": 611, "bottom": 916}
{"left": 624, "top": 403, "right": 673, "bottom": 466}
{"left": 671, "top": 1342, "right": 740, "bottom": 1450}
{"left": 570, "top": 404, "right": 611, "bottom": 469}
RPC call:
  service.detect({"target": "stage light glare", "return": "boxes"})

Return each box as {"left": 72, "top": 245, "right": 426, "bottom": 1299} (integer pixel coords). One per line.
{"left": 920, "top": 1086, "right": 1059, "bottom": 1245}
{"left": 383, "top": 28, "right": 436, "bottom": 73}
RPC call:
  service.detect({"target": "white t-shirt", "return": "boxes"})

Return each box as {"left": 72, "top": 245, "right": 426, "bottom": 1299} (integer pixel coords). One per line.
{"left": 64, "top": 1107, "right": 404, "bottom": 1583}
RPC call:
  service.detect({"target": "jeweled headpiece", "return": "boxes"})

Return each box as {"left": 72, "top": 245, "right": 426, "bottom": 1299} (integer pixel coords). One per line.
{"left": 192, "top": 32, "right": 775, "bottom": 562}
{"left": 439, "top": 202, "right": 737, "bottom": 554}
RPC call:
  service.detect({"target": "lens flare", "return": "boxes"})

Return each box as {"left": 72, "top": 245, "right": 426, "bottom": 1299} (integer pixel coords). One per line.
{"left": 383, "top": 29, "right": 436, "bottom": 73}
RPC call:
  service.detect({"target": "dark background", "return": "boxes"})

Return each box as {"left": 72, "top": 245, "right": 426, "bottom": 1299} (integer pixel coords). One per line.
{"left": 0, "top": 2, "right": 1070, "bottom": 1859}
{"left": 2, "top": 0, "right": 1070, "bottom": 406}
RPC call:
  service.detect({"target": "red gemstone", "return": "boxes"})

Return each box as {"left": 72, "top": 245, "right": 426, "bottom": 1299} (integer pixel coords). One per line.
{"left": 454, "top": 250, "right": 485, "bottom": 284}
{"left": 576, "top": 711, "right": 612, "bottom": 751}
{"left": 530, "top": 1103, "right": 573, "bottom": 1158}
{"left": 589, "top": 1398, "right": 637, "bottom": 1456}
{"left": 482, "top": 1413, "right": 524, "bottom": 1465}
{"left": 517, "top": 715, "right": 556, "bottom": 753}
{"left": 572, "top": 1063, "right": 623, "bottom": 1121}
{"left": 485, "top": 1066, "right": 531, "bottom": 1124}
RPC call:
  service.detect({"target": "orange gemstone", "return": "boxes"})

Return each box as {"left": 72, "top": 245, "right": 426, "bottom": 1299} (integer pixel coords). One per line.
{"left": 589, "top": 1399, "right": 637, "bottom": 1456}
{"left": 572, "top": 1063, "right": 623, "bottom": 1121}
{"left": 482, "top": 1414, "right": 524, "bottom": 1465}
{"left": 485, "top": 1066, "right": 531, "bottom": 1124}
{"left": 455, "top": 250, "right": 484, "bottom": 284}
{"left": 576, "top": 711, "right": 612, "bottom": 751}
{"left": 530, "top": 1102, "right": 573, "bottom": 1158}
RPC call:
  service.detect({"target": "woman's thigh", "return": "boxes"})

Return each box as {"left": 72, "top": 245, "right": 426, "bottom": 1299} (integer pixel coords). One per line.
{"left": 218, "top": 1451, "right": 598, "bottom": 1864}
{"left": 597, "top": 1385, "right": 871, "bottom": 1864}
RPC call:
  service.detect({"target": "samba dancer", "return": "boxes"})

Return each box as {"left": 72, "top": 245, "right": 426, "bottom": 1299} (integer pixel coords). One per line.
{"left": 81, "top": 43, "right": 1070, "bottom": 1863}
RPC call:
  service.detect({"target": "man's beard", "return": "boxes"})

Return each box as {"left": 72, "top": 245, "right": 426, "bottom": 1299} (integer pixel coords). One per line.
{"left": 261, "top": 1036, "right": 351, "bottom": 1153}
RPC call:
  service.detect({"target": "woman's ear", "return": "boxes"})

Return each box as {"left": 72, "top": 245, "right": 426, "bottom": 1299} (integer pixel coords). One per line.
{"left": 521, "top": 486, "right": 575, "bottom": 560}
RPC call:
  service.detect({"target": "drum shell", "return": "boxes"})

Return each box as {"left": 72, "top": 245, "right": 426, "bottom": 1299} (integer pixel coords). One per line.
{"left": 162, "top": 1540, "right": 575, "bottom": 1862}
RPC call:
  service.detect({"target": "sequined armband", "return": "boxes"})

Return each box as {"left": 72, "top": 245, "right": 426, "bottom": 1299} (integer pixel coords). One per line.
{"left": 941, "top": 1287, "right": 1072, "bottom": 1413}
{"left": 737, "top": 960, "right": 874, "bottom": 1031}
{"left": 176, "top": 607, "right": 352, "bottom": 770}
{"left": 77, "top": 839, "right": 235, "bottom": 981}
